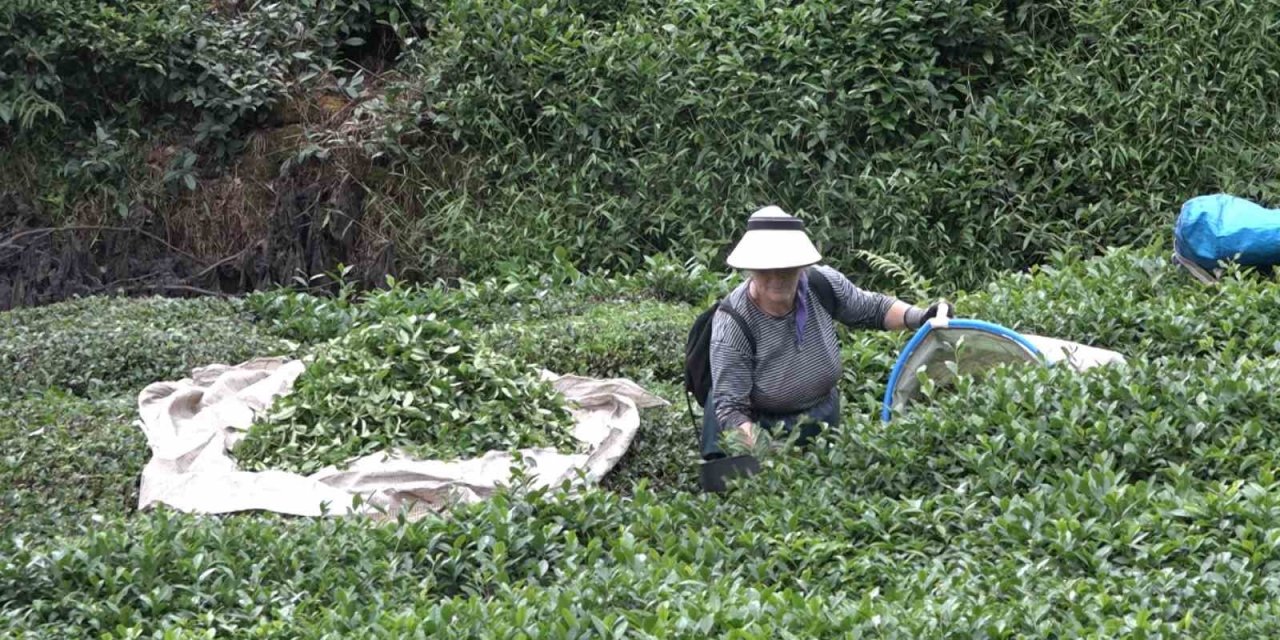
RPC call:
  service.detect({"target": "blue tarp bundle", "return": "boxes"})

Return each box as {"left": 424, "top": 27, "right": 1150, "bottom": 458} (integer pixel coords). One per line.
{"left": 1175, "top": 193, "right": 1280, "bottom": 272}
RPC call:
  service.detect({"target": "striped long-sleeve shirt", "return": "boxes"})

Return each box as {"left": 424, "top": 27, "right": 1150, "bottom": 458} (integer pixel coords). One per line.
{"left": 709, "top": 265, "right": 897, "bottom": 430}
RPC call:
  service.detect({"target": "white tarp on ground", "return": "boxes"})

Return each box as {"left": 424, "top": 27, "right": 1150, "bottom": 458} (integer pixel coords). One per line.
{"left": 1022, "top": 333, "right": 1128, "bottom": 369}
{"left": 135, "top": 356, "right": 667, "bottom": 519}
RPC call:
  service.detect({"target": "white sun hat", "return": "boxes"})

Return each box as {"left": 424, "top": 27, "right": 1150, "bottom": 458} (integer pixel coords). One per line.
{"left": 725, "top": 205, "right": 823, "bottom": 270}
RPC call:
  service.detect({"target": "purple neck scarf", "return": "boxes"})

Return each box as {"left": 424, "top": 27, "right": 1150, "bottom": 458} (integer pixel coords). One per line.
{"left": 794, "top": 271, "right": 810, "bottom": 348}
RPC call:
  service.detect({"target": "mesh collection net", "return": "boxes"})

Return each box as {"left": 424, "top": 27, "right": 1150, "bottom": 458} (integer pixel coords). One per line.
{"left": 889, "top": 327, "right": 1039, "bottom": 412}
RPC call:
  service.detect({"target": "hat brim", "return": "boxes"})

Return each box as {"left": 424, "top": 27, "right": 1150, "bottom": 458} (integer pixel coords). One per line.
{"left": 726, "top": 229, "right": 822, "bottom": 270}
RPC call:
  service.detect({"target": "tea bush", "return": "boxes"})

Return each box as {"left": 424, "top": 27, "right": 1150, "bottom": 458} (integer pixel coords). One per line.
{"left": 8, "top": 461, "right": 1280, "bottom": 636}
{"left": 625, "top": 253, "right": 737, "bottom": 307}
{"left": 233, "top": 314, "right": 578, "bottom": 473}
{"left": 382, "top": 0, "right": 1014, "bottom": 286}
{"left": 481, "top": 299, "right": 697, "bottom": 382}
{"left": 0, "top": 392, "right": 144, "bottom": 540}
{"left": 245, "top": 278, "right": 580, "bottom": 345}
{"left": 822, "top": 356, "right": 1280, "bottom": 500}
{"left": 598, "top": 378, "right": 701, "bottom": 494}
{"left": 9, "top": 0, "right": 1280, "bottom": 294}
{"left": 0, "top": 296, "right": 288, "bottom": 397}
{"left": 8, "top": 246, "right": 1280, "bottom": 636}
{"left": 9, "top": 0, "right": 1280, "bottom": 631}
{"left": 245, "top": 265, "right": 604, "bottom": 346}
{"left": 0, "top": 0, "right": 437, "bottom": 220}
{"left": 245, "top": 251, "right": 738, "bottom": 345}
{"left": 333, "top": 0, "right": 1280, "bottom": 293}
{"left": 962, "top": 245, "right": 1280, "bottom": 362}
{"left": 3, "top": 1, "right": 309, "bottom": 152}
{"left": 0, "top": 0, "right": 432, "bottom": 138}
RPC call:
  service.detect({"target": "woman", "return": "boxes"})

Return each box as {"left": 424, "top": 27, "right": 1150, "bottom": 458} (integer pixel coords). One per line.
{"left": 702, "top": 205, "right": 944, "bottom": 459}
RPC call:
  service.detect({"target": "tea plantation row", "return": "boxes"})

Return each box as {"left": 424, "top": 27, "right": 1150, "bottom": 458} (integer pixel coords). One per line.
{"left": 10, "top": 1, "right": 1280, "bottom": 291}
{"left": 5, "top": 246, "right": 1280, "bottom": 637}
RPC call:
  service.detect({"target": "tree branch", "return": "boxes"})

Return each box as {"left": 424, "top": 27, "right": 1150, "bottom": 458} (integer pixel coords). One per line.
{"left": 190, "top": 240, "right": 265, "bottom": 281}
{"left": 0, "top": 225, "right": 264, "bottom": 301}
{"left": 0, "top": 225, "right": 202, "bottom": 262}
{"left": 115, "top": 283, "right": 229, "bottom": 298}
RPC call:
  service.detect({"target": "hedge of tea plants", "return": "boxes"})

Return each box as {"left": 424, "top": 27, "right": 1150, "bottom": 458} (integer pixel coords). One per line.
{"left": 0, "top": 296, "right": 286, "bottom": 540}
{"left": 10, "top": 0, "right": 1280, "bottom": 293}
{"left": 366, "top": 0, "right": 1280, "bottom": 290}
{"left": 7, "top": 246, "right": 1280, "bottom": 637}
{"left": 0, "top": 296, "right": 288, "bottom": 398}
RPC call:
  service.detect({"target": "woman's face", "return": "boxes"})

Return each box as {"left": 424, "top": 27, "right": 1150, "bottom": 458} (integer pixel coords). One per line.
{"left": 750, "top": 267, "right": 802, "bottom": 306}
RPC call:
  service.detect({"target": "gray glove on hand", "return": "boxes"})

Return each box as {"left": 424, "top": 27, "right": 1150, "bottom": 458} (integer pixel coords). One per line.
{"left": 905, "top": 300, "right": 949, "bottom": 330}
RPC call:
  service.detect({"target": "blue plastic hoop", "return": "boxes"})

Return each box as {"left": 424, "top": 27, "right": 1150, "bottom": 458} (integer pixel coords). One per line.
{"left": 880, "top": 319, "right": 1043, "bottom": 423}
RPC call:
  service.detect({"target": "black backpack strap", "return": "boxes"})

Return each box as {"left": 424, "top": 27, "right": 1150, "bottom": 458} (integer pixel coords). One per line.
{"left": 806, "top": 266, "right": 838, "bottom": 317}
{"left": 717, "top": 301, "right": 755, "bottom": 354}
{"left": 687, "top": 301, "right": 754, "bottom": 430}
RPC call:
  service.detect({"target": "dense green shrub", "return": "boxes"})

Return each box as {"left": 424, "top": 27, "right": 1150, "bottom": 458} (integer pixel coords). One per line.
{"left": 8, "top": 0, "right": 1280, "bottom": 294}
{"left": 325, "top": 0, "right": 1280, "bottom": 292}
{"left": 381, "top": 0, "right": 1013, "bottom": 286}
{"left": 0, "top": 0, "right": 438, "bottom": 218}
{"left": 836, "top": 329, "right": 906, "bottom": 411}
{"left": 0, "top": 0, "right": 435, "bottom": 135}
{"left": 234, "top": 314, "right": 578, "bottom": 473}
{"left": 246, "top": 263, "right": 604, "bottom": 345}
{"left": 246, "top": 254, "right": 729, "bottom": 347}
{"left": 623, "top": 253, "right": 737, "bottom": 307}
{"left": 2, "top": 2, "right": 314, "bottom": 145}
{"left": 0, "top": 295, "right": 288, "bottom": 397}
{"left": 9, "top": 247, "right": 1280, "bottom": 636}
{"left": 245, "top": 277, "right": 565, "bottom": 345}
{"left": 599, "top": 380, "right": 701, "bottom": 495}
{"left": 481, "top": 299, "right": 697, "bottom": 381}
{"left": 824, "top": 356, "right": 1280, "bottom": 500}
{"left": 11, "top": 1, "right": 1280, "bottom": 632}
{"left": 961, "top": 245, "right": 1280, "bottom": 362}
{"left": 0, "top": 392, "right": 144, "bottom": 540}
{"left": 7, "top": 459, "right": 1280, "bottom": 636}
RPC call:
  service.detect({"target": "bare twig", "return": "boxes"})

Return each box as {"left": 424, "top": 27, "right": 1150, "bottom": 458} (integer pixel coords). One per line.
{"left": 190, "top": 239, "right": 265, "bottom": 281}
{"left": 101, "top": 271, "right": 171, "bottom": 291}
{"left": 0, "top": 225, "right": 259, "bottom": 299}
{"left": 115, "top": 283, "right": 229, "bottom": 298}
{"left": 0, "top": 225, "right": 202, "bottom": 262}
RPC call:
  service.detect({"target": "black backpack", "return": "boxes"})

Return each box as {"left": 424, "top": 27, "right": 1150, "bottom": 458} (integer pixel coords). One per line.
{"left": 682, "top": 266, "right": 838, "bottom": 425}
